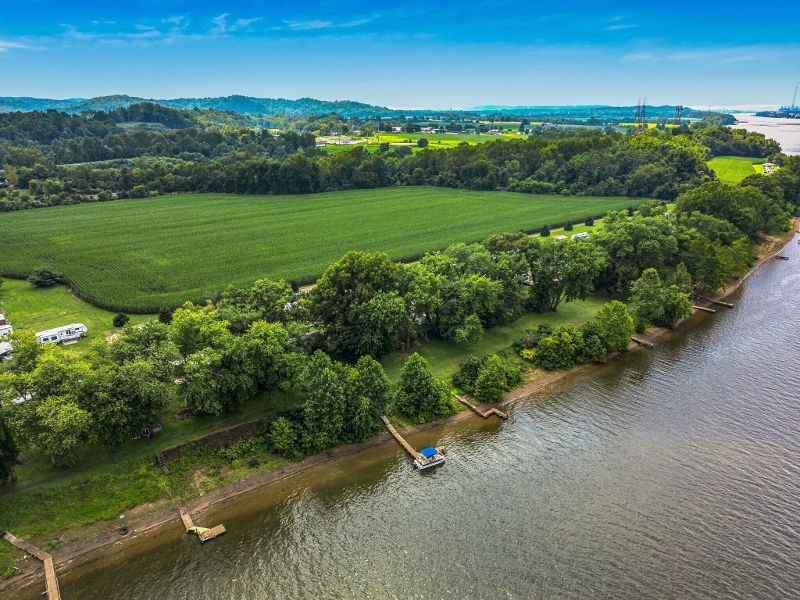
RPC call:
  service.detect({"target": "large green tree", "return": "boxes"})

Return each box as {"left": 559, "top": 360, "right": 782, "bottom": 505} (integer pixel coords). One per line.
{"left": 393, "top": 353, "right": 454, "bottom": 423}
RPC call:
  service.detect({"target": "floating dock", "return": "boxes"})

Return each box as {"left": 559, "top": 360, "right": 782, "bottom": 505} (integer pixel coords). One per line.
{"left": 179, "top": 509, "right": 226, "bottom": 543}
{"left": 456, "top": 395, "right": 507, "bottom": 419}
{"left": 381, "top": 416, "right": 445, "bottom": 470}
{"left": 0, "top": 531, "right": 61, "bottom": 600}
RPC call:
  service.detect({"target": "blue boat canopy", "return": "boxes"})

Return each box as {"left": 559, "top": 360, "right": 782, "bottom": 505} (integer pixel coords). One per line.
{"left": 420, "top": 447, "right": 438, "bottom": 459}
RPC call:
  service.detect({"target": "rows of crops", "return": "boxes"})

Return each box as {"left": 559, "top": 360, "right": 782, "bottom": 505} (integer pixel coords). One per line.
{"left": 0, "top": 186, "right": 634, "bottom": 312}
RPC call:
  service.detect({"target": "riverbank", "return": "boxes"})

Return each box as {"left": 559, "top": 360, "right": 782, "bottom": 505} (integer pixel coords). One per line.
{"left": 2, "top": 222, "right": 798, "bottom": 597}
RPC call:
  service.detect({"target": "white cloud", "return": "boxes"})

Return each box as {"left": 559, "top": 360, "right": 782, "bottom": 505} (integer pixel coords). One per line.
{"left": 282, "top": 17, "right": 373, "bottom": 31}
{"left": 210, "top": 14, "right": 262, "bottom": 35}
{"left": 621, "top": 44, "right": 800, "bottom": 64}
{"left": 0, "top": 41, "right": 28, "bottom": 53}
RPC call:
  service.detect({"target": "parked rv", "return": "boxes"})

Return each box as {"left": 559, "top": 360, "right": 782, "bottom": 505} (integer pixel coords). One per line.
{"left": 0, "top": 341, "right": 11, "bottom": 359}
{"left": 571, "top": 232, "right": 590, "bottom": 241}
{"left": 0, "top": 324, "right": 12, "bottom": 337}
{"left": 35, "top": 323, "right": 88, "bottom": 344}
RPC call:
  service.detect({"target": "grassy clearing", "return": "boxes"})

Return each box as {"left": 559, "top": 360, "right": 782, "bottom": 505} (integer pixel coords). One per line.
{"left": 0, "top": 278, "right": 151, "bottom": 344}
{"left": 382, "top": 297, "right": 606, "bottom": 381}
{"left": 707, "top": 156, "right": 763, "bottom": 184}
{"left": 0, "top": 187, "right": 634, "bottom": 312}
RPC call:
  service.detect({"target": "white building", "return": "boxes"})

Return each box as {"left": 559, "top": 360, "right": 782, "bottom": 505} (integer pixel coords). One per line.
{"left": 35, "top": 323, "right": 88, "bottom": 344}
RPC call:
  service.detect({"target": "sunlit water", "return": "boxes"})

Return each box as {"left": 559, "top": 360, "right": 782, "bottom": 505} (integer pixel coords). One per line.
{"left": 12, "top": 235, "right": 800, "bottom": 600}
{"left": 730, "top": 114, "right": 800, "bottom": 155}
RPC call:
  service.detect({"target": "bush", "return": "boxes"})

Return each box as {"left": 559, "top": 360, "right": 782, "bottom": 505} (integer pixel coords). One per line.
{"left": 417, "top": 138, "right": 429, "bottom": 148}
{"left": 113, "top": 313, "right": 130, "bottom": 328}
{"left": 27, "top": 268, "right": 60, "bottom": 287}
{"left": 513, "top": 324, "right": 553, "bottom": 352}
{"left": 523, "top": 326, "right": 582, "bottom": 371}
{"left": 596, "top": 300, "right": 635, "bottom": 352}
{"left": 564, "top": 222, "right": 574, "bottom": 231}
{"left": 473, "top": 354, "right": 523, "bottom": 403}
{"left": 540, "top": 225, "right": 551, "bottom": 237}
{"left": 585, "top": 217, "right": 595, "bottom": 226}
{"left": 158, "top": 307, "right": 174, "bottom": 324}
{"left": 452, "top": 355, "right": 483, "bottom": 393}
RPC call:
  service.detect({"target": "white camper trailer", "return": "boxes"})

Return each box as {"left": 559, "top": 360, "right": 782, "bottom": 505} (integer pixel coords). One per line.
{"left": 0, "top": 341, "right": 11, "bottom": 359}
{"left": 0, "top": 324, "right": 12, "bottom": 337}
{"left": 35, "top": 323, "right": 88, "bottom": 345}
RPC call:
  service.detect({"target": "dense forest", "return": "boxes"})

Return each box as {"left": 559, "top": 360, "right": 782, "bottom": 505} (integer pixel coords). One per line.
{"left": 0, "top": 103, "right": 789, "bottom": 212}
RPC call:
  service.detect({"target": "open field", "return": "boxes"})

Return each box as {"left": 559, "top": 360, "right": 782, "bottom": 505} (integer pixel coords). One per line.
{"left": 0, "top": 278, "right": 151, "bottom": 343}
{"left": 0, "top": 187, "right": 634, "bottom": 312}
{"left": 707, "top": 156, "right": 763, "bottom": 184}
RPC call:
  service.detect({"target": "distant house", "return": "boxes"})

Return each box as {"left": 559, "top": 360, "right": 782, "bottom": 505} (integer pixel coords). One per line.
{"left": 391, "top": 126, "right": 403, "bottom": 133}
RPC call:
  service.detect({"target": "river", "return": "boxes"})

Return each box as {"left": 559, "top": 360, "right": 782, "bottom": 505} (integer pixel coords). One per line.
{"left": 730, "top": 114, "right": 800, "bottom": 155}
{"left": 12, "top": 234, "right": 800, "bottom": 600}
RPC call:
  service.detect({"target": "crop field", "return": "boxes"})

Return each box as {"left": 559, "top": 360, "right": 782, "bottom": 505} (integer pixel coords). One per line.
{"left": 707, "top": 156, "right": 763, "bottom": 184}
{"left": 0, "top": 186, "right": 634, "bottom": 312}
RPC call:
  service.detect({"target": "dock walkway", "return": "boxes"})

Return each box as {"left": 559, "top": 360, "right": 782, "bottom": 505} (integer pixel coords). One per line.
{"left": 179, "top": 508, "right": 226, "bottom": 543}
{"left": 456, "top": 396, "right": 507, "bottom": 420}
{"left": 381, "top": 416, "right": 421, "bottom": 459}
{"left": 0, "top": 531, "right": 61, "bottom": 600}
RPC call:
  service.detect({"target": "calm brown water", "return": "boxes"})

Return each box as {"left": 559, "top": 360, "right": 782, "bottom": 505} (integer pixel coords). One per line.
{"left": 14, "top": 234, "right": 800, "bottom": 600}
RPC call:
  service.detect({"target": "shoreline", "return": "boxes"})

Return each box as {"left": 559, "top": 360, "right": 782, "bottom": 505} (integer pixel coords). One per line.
{"left": 2, "top": 222, "right": 797, "bottom": 596}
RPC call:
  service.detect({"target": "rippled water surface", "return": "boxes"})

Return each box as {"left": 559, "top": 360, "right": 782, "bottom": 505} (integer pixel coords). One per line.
{"left": 19, "top": 235, "right": 800, "bottom": 600}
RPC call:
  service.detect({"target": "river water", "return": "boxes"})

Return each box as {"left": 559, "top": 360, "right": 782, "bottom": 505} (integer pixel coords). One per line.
{"left": 13, "top": 234, "right": 800, "bottom": 600}
{"left": 730, "top": 114, "right": 800, "bottom": 155}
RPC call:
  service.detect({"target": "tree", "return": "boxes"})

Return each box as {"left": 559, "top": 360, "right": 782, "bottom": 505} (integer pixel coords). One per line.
{"left": 27, "top": 268, "right": 60, "bottom": 287}
{"left": 417, "top": 138, "right": 429, "bottom": 148}
{"left": 524, "top": 327, "right": 580, "bottom": 371}
{"left": 269, "top": 417, "right": 299, "bottom": 459}
{"left": 113, "top": 313, "right": 130, "bottom": 328}
{"left": 393, "top": 353, "right": 454, "bottom": 423}
{"left": 0, "top": 413, "right": 19, "bottom": 483}
{"left": 33, "top": 396, "right": 92, "bottom": 465}
{"left": 473, "top": 354, "right": 513, "bottom": 403}
{"left": 302, "top": 351, "right": 346, "bottom": 451}
{"left": 452, "top": 355, "right": 483, "bottom": 393}
{"left": 596, "top": 300, "right": 635, "bottom": 352}
{"left": 352, "top": 355, "right": 390, "bottom": 432}
{"left": 525, "top": 238, "right": 607, "bottom": 312}
{"left": 628, "top": 268, "right": 691, "bottom": 330}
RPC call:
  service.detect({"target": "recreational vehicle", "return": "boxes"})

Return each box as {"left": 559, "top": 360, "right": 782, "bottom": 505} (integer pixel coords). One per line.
{"left": 0, "top": 324, "right": 12, "bottom": 337}
{"left": 0, "top": 341, "right": 11, "bottom": 359}
{"left": 35, "top": 323, "right": 88, "bottom": 344}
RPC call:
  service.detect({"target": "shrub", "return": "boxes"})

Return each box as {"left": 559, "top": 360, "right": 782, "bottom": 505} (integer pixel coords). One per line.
{"left": 158, "top": 307, "right": 174, "bottom": 324}
{"left": 269, "top": 417, "right": 300, "bottom": 459}
{"left": 540, "top": 225, "right": 551, "bottom": 237}
{"left": 564, "top": 222, "right": 574, "bottom": 231}
{"left": 27, "top": 268, "right": 60, "bottom": 287}
{"left": 417, "top": 138, "right": 429, "bottom": 148}
{"left": 513, "top": 324, "right": 553, "bottom": 352}
{"left": 585, "top": 217, "right": 595, "bottom": 226}
{"left": 452, "top": 355, "right": 483, "bottom": 393}
{"left": 113, "top": 313, "right": 130, "bottom": 328}
{"left": 393, "top": 353, "right": 456, "bottom": 423}
{"left": 596, "top": 300, "right": 635, "bottom": 352}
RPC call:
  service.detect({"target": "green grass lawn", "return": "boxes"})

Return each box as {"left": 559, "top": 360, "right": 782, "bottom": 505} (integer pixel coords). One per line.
{"left": 382, "top": 297, "right": 606, "bottom": 381}
{"left": 0, "top": 187, "right": 634, "bottom": 312}
{"left": 0, "top": 278, "right": 151, "bottom": 344}
{"left": 707, "top": 156, "right": 763, "bottom": 184}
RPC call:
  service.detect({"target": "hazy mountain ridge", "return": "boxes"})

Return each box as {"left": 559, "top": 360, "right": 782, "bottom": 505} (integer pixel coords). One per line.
{"left": 0, "top": 95, "right": 726, "bottom": 121}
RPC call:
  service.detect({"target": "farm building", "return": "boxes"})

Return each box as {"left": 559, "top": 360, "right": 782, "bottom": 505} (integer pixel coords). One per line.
{"left": 35, "top": 323, "right": 88, "bottom": 344}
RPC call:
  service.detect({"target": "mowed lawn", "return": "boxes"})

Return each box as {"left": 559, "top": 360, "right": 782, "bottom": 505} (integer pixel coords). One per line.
{"left": 707, "top": 156, "right": 763, "bottom": 184}
{"left": 0, "top": 186, "right": 634, "bottom": 311}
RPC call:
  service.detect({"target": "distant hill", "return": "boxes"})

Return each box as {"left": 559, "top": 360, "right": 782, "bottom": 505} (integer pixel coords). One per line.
{"left": 0, "top": 95, "right": 397, "bottom": 118}
{"left": 0, "top": 95, "right": 732, "bottom": 122}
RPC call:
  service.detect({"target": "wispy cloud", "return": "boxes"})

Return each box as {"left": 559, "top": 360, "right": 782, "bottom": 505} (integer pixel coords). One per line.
{"left": 622, "top": 44, "right": 800, "bottom": 63}
{"left": 210, "top": 14, "right": 262, "bottom": 35}
{"left": 0, "top": 41, "right": 28, "bottom": 53}
{"left": 282, "top": 17, "right": 373, "bottom": 31}
{"left": 605, "top": 23, "right": 638, "bottom": 31}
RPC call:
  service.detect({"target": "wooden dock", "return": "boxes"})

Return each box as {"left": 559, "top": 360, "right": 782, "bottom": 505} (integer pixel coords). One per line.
{"left": 699, "top": 297, "right": 734, "bottom": 308}
{"left": 631, "top": 337, "right": 654, "bottom": 348}
{"left": 179, "top": 508, "right": 226, "bottom": 543}
{"left": 0, "top": 531, "right": 61, "bottom": 600}
{"left": 692, "top": 305, "right": 717, "bottom": 314}
{"left": 381, "top": 416, "right": 422, "bottom": 459}
{"left": 456, "top": 396, "right": 507, "bottom": 419}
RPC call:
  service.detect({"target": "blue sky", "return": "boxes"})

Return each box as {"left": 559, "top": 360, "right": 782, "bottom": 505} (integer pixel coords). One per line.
{"left": 1, "top": 0, "right": 799, "bottom": 108}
